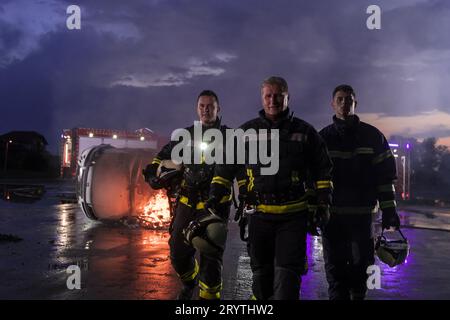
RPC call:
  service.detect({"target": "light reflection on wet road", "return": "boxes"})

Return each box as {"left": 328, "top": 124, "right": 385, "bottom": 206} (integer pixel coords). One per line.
{"left": 1, "top": 188, "right": 450, "bottom": 299}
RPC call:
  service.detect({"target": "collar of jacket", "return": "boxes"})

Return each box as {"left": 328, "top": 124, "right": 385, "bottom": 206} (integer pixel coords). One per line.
{"left": 333, "top": 114, "right": 360, "bottom": 135}
{"left": 202, "top": 117, "right": 221, "bottom": 130}
{"left": 258, "top": 108, "right": 291, "bottom": 128}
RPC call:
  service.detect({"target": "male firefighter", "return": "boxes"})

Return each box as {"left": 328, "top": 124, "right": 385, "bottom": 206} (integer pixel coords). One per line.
{"left": 206, "top": 76, "right": 333, "bottom": 300}
{"left": 143, "top": 90, "right": 231, "bottom": 300}
{"left": 319, "top": 84, "right": 401, "bottom": 300}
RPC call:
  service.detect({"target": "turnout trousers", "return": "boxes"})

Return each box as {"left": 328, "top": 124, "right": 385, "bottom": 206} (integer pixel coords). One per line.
{"left": 322, "top": 213, "right": 375, "bottom": 300}
{"left": 247, "top": 212, "right": 308, "bottom": 300}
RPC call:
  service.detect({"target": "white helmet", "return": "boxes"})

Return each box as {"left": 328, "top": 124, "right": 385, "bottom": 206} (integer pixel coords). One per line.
{"left": 375, "top": 229, "right": 410, "bottom": 267}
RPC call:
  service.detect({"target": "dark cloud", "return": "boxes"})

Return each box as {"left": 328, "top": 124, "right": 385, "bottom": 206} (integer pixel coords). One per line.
{"left": 1, "top": 0, "right": 450, "bottom": 153}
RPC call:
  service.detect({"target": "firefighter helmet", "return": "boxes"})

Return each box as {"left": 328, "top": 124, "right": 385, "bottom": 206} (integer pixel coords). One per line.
{"left": 183, "top": 208, "right": 228, "bottom": 256}
{"left": 375, "top": 229, "right": 410, "bottom": 267}
{"left": 155, "top": 160, "right": 182, "bottom": 189}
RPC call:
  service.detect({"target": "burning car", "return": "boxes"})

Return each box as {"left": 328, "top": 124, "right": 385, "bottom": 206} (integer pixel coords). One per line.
{"left": 77, "top": 145, "right": 180, "bottom": 229}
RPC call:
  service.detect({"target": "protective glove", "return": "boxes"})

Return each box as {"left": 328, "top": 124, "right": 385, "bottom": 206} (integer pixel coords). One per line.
{"left": 306, "top": 205, "right": 330, "bottom": 236}
{"left": 307, "top": 210, "right": 320, "bottom": 236}
{"left": 234, "top": 194, "right": 246, "bottom": 222}
{"left": 204, "top": 196, "right": 220, "bottom": 215}
{"left": 142, "top": 164, "right": 163, "bottom": 190}
{"left": 314, "top": 191, "right": 332, "bottom": 233}
{"left": 382, "top": 207, "right": 400, "bottom": 230}
{"left": 316, "top": 204, "right": 330, "bottom": 230}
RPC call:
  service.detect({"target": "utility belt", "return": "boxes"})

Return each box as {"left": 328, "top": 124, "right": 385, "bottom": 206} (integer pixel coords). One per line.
{"left": 249, "top": 191, "right": 309, "bottom": 214}
{"left": 178, "top": 186, "right": 231, "bottom": 210}
{"left": 179, "top": 195, "right": 232, "bottom": 210}
{"left": 252, "top": 190, "right": 305, "bottom": 205}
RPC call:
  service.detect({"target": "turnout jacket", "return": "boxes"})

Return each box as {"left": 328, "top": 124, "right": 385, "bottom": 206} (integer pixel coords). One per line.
{"left": 319, "top": 115, "right": 397, "bottom": 214}
{"left": 210, "top": 108, "right": 333, "bottom": 214}
{"left": 149, "top": 119, "right": 231, "bottom": 209}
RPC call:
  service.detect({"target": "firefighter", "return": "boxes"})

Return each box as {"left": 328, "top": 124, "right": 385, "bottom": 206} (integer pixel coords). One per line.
{"left": 143, "top": 90, "right": 231, "bottom": 300}
{"left": 206, "top": 76, "right": 333, "bottom": 300}
{"left": 319, "top": 84, "right": 401, "bottom": 300}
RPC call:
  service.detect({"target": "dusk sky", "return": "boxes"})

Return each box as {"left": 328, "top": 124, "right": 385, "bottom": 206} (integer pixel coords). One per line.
{"left": 1, "top": 0, "right": 450, "bottom": 153}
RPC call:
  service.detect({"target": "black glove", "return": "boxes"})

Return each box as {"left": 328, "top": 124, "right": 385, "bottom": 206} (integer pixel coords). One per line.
{"left": 316, "top": 204, "right": 330, "bottom": 230}
{"left": 317, "top": 191, "right": 332, "bottom": 208}
{"left": 234, "top": 194, "right": 246, "bottom": 222}
{"left": 311, "top": 191, "right": 331, "bottom": 234}
{"left": 204, "top": 196, "right": 219, "bottom": 214}
{"left": 142, "top": 164, "right": 163, "bottom": 190}
{"left": 307, "top": 210, "right": 320, "bottom": 236}
{"left": 307, "top": 205, "right": 330, "bottom": 236}
{"left": 382, "top": 207, "right": 400, "bottom": 230}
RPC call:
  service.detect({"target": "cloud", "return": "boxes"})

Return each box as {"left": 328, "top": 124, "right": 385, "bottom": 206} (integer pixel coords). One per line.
{"left": 0, "top": 0, "right": 64, "bottom": 66}
{"left": 376, "top": 0, "right": 431, "bottom": 11}
{"left": 2, "top": 0, "right": 450, "bottom": 154}
{"left": 359, "top": 110, "right": 450, "bottom": 142}
{"left": 110, "top": 53, "right": 235, "bottom": 87}
{"left": 437, "top": 136, "right": 450, "bottom": 148}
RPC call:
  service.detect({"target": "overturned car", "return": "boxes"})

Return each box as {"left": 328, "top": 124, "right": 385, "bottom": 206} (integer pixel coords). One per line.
{"left": 76, "top": 144, "right": 181, "bottom": 229}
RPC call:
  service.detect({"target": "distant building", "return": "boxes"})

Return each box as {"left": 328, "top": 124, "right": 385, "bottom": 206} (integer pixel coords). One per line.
{"left": 60, "top": 127, "right": 166, "bottom": 178}
{"left": 0, "top": 131, "right": 48, "bottom": 153}
{"left": 0, "top": 131, "right": 49, "bottom": 172}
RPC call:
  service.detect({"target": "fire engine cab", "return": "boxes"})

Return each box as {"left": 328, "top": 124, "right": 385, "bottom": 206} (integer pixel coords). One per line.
{"left": 60, "top": 127, "right": 164, "bottom": 178}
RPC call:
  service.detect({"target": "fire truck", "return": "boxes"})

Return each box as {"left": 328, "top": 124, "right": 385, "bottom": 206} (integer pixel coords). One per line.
{"left": 389, "top": 142, "right": 411, "bottom": 201}
{"left": 60, "top": 127, "right": 166, "bottom": 178}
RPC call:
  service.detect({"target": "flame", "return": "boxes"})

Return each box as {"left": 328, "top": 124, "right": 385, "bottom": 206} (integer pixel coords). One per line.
{"left": 138, "top": 190, "right": 172, "bottom": 229}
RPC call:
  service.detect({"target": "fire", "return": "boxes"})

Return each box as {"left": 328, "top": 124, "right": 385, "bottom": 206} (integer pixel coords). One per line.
{"left": 138, "top": 190, "right": 172, "bottom": 229}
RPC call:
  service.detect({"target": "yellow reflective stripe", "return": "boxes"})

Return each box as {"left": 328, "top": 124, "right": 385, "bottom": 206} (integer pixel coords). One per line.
{"left": 179, "top": 195, "right": 231, "bottom": 210}
{"left": 292, "top": 171, "right": 300, "bottom": 184}
{"left": 316, "top": 180, "right": 333, "bottom": 189}
{"left": 247, "top": 169, "right": 255, "bottom": 192}
{"left": 237, "top": 179, "right": 247, "bottom": 187}
{"left": 179, "top": 196, "right": 191, "bottom": 207}
{"left": 356, "top": 147, "right": 375, "bottom": 154}
{"left": 199, "top": 280, "right": 222, "bottom": 292}
{"left": 220, "top": 194, "right": 232, "bottom": 203}
{"left": 377, "top": 184, "right": 395, "bottom": 193}
{"left": 179, "top": 259, "right": 199, "bottom": 282}
{"left": 257, "top": 200, "right": 308, "bottom": 214}
{"left": 211, "top": 176, "right": 232, "bottom": 189}
{"left": 250, "top": 294, "right": 257, "bottom": 300}
{"left": 200, "top": 153, "right": 206, "bottom": 164}
{"left": 198, "top": 280, "right": 222, "bottom": 299}
{"left": 379, "top": 200, "right": 397, "bottom": 209}
{"left": 199, "top": 290, "right": 220, "bottom": 300}
{"left": 331, "top": 206, "right": 378, "bottom": 215}
{"left": 372, "top": 150, "right": 393, "bottom": 165}
{"left": 329, "top": 147, "right": 374, "bottom": 159}
{"left": 151, "top": 157, "right": 161, "bottom": 165}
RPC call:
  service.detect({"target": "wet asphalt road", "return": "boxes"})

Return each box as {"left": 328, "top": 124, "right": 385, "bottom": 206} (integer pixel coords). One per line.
{"left": 1, "top": 181, "right": 450, "bottom": 300}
